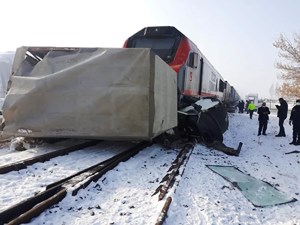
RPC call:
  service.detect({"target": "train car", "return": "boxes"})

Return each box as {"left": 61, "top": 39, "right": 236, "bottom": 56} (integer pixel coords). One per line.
{"left": 232, "top": 86, "right": 241, "bottom": 103}
{"left": 223, "top": 81, "right": 241, "bottom": 111}
{"left": 123, "top": 26, "right": 227, "bottom": 101}
{"left": 124, "top": 26, "right": 240, "bottom": 141}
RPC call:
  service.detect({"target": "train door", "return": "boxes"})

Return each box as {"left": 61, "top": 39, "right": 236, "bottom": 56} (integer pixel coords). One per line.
{"left": 183, "top": 52, "right": 200, "bottom": 96}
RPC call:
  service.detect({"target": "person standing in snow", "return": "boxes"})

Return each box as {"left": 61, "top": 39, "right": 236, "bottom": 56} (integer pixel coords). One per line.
{"left": 289, "top": 99, "right": 300, "bottom": 145}
{"left": 275, "top": 97, "right": 288, "bottom": 137}
{"left": 245, "top": 100, "right": 250, "bottom": 114}
{"left": 257, "top": 102, "right": 270, "bottom": 136}
{"left": 238, "top": 100, "right": 245, "bottom": 113}
{"left": 247, "top": 101, "right": 256, "bottom": 119}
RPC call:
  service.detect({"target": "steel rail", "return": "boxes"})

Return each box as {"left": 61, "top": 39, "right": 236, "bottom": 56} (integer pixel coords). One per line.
{"left": 154, "top": 142, "right": 195, "bottom": 225}
{"left": 0, "top": 140, "right": 99, "bottom": 174}
{"left": 0, "top": 141, "right": 150, "bottom": 225}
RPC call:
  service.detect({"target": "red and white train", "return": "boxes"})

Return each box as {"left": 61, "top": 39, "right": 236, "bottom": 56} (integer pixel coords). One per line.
{"left": 124, "top": 26, "right": 240, "bottom": 106}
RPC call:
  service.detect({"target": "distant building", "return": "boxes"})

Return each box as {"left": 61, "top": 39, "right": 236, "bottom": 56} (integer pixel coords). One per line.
{"left": 246, "top": 93, "right": 258, "bottom": 106}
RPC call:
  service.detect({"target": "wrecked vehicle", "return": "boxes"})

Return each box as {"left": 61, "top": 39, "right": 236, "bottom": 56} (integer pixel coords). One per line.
{"left": 1, "top": 26, "right": 241, "bottom": 155}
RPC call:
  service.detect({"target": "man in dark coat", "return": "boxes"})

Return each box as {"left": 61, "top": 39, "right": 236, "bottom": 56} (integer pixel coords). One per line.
{"left": 257, "top": 102, "right": 270, "bottom": 136}
{"left": 275, "top": 97, "right": 288, "bottom": 137}
{"left": 238, "top": 100, "right": 245, "bottom": 113}
{"left": 289, "top": 99, "right": 300, "bottom": 145}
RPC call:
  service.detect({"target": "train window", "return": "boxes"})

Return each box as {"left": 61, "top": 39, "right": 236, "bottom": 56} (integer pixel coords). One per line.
{"left": 194, "top": 53, "right": 199, "bottom": 68}
{"left": 188, "top": 52, "right": 199, "bottom": 68}
{"left": 130, "top": 37, "right": 177, "bottom": 63}
{"left": 219, "top": 80, "right": 225, "bottom": 92}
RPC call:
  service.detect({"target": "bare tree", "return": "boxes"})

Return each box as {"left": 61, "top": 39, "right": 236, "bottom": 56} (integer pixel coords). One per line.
{"left": 273, "top": 33, "right": 300, "bottom": 98}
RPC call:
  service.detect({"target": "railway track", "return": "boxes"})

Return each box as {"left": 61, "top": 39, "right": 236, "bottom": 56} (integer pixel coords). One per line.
{"left": 0, "top": 140, "right": 137, "bottom": 213}
{"left": 0, "top": 140, "right": 99, "bottom": 174}
{"left": 0, "top": 139, "right": 197, "bottom": 225}
{"left": 154, "top": 142, "right": 195, "bottom": 225}
{"left": 0, "top": 141, "right": 151, "bottom": 225}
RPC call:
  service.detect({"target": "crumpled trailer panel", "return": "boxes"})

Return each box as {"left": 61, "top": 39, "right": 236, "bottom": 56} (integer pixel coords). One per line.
{"left": 2, "top": 47, "right": 177, "bottom": 140}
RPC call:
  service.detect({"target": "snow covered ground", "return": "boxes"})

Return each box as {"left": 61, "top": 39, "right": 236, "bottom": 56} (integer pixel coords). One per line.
{"left": 0, "top": 111, "right": 299, "bottom": 225}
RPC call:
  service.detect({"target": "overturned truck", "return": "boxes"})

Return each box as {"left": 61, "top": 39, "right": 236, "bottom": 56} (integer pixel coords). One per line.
{"left": 1, "top": 47, "right": 240, "bottom": 155}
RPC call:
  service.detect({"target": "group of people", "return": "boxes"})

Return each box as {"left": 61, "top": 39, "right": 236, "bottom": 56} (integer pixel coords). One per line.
{"left": 252, "top": 97, "right": 300, "bottom": 145}
{"left": 237, "top": 100, "right": 257, "bottom": 119}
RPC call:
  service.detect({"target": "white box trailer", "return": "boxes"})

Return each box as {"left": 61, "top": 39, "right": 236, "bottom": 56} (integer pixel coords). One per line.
{"left": 1, "top": 47, "right": 177, "bottom": 140}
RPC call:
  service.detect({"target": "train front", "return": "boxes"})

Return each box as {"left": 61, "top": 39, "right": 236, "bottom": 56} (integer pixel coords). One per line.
{"left": 124, "top": 26, "right": 229, "bottom": 143}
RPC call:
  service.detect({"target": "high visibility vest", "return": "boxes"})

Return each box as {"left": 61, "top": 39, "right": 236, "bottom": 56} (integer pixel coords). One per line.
{"left": 248, "top": 103, "right": 256, "bottom": 110}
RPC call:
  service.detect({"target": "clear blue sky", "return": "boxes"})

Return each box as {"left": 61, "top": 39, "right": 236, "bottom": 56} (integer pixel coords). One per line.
{"left": 1, "top": 0, "right": 300, "bottom": 99}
